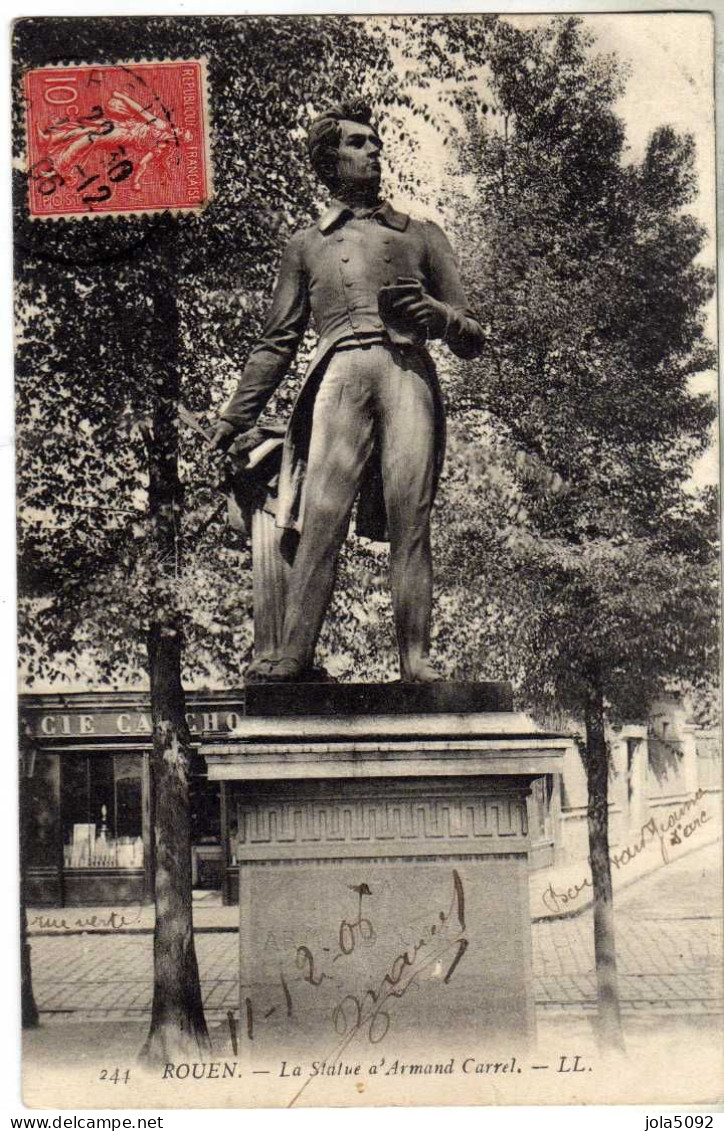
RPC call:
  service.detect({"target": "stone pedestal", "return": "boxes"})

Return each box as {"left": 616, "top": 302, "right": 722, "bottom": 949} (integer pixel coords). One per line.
{"left": 202, "top": 684, "right": 567, "bottom": 1073}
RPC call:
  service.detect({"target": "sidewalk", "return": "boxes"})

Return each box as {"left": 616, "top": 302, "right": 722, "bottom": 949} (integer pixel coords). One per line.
{"left": 530, "top": 806, "right": 721, "bottom": 920}
{"left": 26, "top": 838, "right": 722, "bottom": 1020}
{"left": 21, "top": 1006, "right": 723, "bottom": 1110}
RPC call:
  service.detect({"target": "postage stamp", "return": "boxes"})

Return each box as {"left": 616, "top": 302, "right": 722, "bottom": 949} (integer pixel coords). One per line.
{"left": 23, "top": 60, "right": 211, "bottom": 219}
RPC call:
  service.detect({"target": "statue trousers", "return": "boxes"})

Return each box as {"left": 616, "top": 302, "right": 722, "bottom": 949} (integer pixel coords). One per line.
{"left": 281, "top": 342, "right": 436, "bottom": 678}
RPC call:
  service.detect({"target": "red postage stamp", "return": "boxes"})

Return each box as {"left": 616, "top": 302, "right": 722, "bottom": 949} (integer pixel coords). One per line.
{"left": 24, "top": 60, "right": 211, "bottom": 219}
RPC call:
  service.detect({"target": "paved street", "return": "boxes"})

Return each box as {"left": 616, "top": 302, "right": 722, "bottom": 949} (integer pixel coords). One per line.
{"left": 28, "top": 840, "right": 722, "bottom": 1022}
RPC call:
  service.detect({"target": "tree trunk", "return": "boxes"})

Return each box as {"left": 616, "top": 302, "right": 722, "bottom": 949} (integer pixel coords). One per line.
{"left": 140, "top": 623, "right": 210, "bottom": 1064}
{"left": 139, "top": 238, "right": 210, "bottom": 1065}
{"left": 19, "top": 745, "right": 39, "bottom": 1029}
{"left": 21, "top": 896, "right": 39, "bottom": 1029}
{"left": 583, "top": 680, "right": 626, "bottom": 1053}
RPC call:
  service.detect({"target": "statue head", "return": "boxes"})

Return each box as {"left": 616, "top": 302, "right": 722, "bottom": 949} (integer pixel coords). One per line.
{"left": 307, "top": 99, "right": 382, "bottom": 199}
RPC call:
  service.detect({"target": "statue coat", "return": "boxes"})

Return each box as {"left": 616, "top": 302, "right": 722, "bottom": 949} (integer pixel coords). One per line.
{"left": 221, "top": 200, "right": 484, "bottom": 541}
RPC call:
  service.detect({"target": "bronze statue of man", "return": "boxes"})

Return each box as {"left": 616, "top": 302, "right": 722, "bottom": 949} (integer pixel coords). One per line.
{"left": 211, "top": 99, "right": 484, "bottom": 682}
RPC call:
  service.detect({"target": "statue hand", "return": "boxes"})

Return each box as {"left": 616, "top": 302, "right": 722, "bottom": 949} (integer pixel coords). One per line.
{"left": 229, "top": 426, "right": 266, "bottom": 457}
{"left": 387, "top": 277, "right": 449, "bottom": 339}
{"left": 403, "top": 295, "right": 449, "bottom": 338}
{"left": 209, "top": 420, "right": 237, "bottom": 453}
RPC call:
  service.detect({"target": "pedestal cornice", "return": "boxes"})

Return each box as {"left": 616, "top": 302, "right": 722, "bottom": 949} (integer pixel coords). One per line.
{"left": 203, "top": 709, "right": 571, "bottom": 781}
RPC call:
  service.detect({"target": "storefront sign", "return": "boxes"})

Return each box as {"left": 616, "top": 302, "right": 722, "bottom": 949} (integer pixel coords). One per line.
{"left": 27, "top": 706, "right": 245, "bottom": 742}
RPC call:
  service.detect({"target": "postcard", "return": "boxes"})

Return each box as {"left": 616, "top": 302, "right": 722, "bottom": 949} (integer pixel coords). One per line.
{"left": 13, "top": 11, "right": 721, "bottom": 1111}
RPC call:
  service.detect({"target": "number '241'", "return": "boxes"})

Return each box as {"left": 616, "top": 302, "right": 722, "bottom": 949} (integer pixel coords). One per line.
{"left": 99, "top": 1068, "right": 130, "bottom": 1084}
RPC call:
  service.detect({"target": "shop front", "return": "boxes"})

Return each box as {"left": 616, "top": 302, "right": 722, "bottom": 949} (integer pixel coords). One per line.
{"left": 20, "top": 691, "right": 245, "bottom": 907}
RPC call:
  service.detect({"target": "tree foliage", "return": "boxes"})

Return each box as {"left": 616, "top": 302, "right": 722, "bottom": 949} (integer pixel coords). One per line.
{"left": 13, "top": 12, "right": 449, "bottom": 1062}
{"left": 16, "top": 12, "right": 717, "bottom": 709}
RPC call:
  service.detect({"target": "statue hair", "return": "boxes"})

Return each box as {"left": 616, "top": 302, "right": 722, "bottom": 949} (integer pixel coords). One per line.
{"left": 307, "top": 99, "right": 378, "bottom": 192}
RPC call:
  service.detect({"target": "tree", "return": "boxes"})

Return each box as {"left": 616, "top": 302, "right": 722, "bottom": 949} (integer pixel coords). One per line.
{"left": 431, "top": 15, "right": 718, "bottom": 1049}
{"left": 19, "top": 725, "right": 40, "bottom": 1030}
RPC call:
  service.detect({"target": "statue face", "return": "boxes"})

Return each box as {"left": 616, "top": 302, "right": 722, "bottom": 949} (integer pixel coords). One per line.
{"left": 335, "top": 119, "right": 382, "bottom": 193}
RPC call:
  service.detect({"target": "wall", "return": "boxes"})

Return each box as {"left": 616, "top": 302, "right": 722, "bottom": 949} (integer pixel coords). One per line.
{"left": 552, "top": 698, "right": 721, "bottom": 873}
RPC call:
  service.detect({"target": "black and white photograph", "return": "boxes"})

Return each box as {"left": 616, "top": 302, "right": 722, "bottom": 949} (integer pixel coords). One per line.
{"left": 9, "top": 8, "right": 722, "bottom": 1113}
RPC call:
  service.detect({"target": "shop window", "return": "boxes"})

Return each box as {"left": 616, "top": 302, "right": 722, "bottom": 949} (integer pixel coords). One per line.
{"left": 115, "top": 754, "right": 143, "bottom": 839}
{"left": 189, "top": 752, "right": 222, "bottom": 890}
{"left": 60, "top": 753, "right": 144, "bottom": 869}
